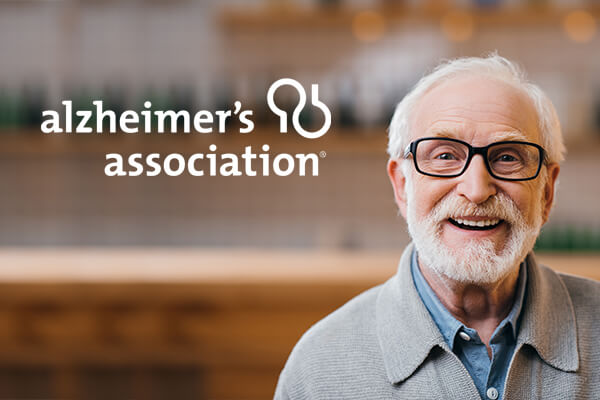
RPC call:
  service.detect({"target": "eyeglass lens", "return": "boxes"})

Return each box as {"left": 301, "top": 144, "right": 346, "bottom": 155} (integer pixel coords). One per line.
{"left": 415, "top": 139, "right": 541, "bottom": 179}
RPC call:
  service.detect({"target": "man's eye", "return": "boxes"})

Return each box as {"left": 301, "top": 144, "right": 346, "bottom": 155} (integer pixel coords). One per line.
{"left": 435, "top": 153, "right": 456, "bottom": 160}
{"left": 497, "top": 154, "right": 518, "bottom": 162}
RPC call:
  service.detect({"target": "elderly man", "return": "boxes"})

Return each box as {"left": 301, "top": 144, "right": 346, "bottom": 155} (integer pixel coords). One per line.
{"left": 275, "top": 54, "right": 600, "bottom": 399}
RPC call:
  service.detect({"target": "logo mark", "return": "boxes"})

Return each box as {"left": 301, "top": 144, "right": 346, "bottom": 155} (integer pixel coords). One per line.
{"left": 267, "top": 78, "right": 332, "bottom": 139}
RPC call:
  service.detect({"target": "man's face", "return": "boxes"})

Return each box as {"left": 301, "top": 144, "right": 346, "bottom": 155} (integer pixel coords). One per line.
{"left": 388, "top": 76, "right": 560, "bottom": 284}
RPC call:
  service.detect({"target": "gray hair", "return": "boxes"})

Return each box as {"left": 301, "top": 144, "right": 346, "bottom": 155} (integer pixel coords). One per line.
{"left": 387, "top": 53, "right": 566, "bottom": 164}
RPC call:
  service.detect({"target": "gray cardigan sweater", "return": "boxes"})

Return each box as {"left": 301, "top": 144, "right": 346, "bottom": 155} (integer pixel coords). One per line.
{"left": 275, "top": 243, "right": 600, "bottom": 399}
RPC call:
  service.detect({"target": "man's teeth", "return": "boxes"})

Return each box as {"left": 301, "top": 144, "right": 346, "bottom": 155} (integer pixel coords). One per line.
{"left": 454, "top": 218, "right": 500, "bottom": 227}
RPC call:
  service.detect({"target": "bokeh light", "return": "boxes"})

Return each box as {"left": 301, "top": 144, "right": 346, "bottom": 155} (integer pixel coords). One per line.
{"left": 352, "top": 10, "right": 386, "bottom": 43}
{"left": 441, "top": 10, "right": 475, "bottom": 42}
{"left": 563, "top": 10, "right": 596, "bottom": 43}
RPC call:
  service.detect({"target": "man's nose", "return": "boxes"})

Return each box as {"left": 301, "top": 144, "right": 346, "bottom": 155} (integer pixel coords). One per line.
{"left": 455, "top": 155, "right": 497, "bottom": 204}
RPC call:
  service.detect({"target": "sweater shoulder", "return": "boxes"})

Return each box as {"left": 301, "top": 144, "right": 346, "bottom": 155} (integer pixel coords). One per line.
{"left": 555, "top": 268, "right": 600, "bottom": 308}
{"left": 290, "top": 283, "right": 382, "bottom": 360}
{"left": 537, "top": 262, "right": 600, "bottom": 322}
{"left": 275, "top": 284, "right": 387, "bottom": 399}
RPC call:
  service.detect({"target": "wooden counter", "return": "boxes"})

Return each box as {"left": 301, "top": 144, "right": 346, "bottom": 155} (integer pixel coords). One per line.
{"left": 2, "top": 248, "right": 598, "bottom": 283}
{"left": 0, "top": 249, "right": 597, "bottom": 399}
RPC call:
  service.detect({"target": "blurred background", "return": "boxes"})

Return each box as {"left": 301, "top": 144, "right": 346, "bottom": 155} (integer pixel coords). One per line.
{"left": 1, "top": 0, "right": 599, "bottom": 399}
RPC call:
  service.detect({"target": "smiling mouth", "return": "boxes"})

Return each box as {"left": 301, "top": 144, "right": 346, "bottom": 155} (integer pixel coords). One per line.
{"left": 448, "top": 218, "right": 503, "bottom": 231}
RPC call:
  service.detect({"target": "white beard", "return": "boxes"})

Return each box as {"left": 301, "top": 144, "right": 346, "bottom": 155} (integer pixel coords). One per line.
{"left": 405, "top": 170, "right": 544, "bottom": 285}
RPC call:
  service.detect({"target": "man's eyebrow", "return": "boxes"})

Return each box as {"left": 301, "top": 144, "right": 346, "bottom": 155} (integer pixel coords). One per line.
{"left": 424, "top": 128, "right": 462, "bottom": 138}
{"left": 489, "top": 131, "right": 529, "bottom": 141}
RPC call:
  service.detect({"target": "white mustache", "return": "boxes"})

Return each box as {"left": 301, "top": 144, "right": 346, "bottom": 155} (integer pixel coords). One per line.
{"left": 428, "top": 193, "right": 522, "bottom": 226}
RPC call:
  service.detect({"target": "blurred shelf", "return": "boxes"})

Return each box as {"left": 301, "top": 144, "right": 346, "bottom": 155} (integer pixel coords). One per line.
{"left": 221, "top": 4, "right": 600, "bottom": 30}
{"left": 0, "top": 128, "right": 388, "bottom": 156}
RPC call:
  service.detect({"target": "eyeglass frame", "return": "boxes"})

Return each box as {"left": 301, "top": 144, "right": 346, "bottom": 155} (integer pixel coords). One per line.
{"left": 403, "top": 137, "right": 547, "bottom": 182}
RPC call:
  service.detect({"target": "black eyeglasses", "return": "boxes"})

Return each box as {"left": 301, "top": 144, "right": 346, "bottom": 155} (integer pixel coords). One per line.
{"left": 403, "top": 137, "right": 546, "bottom": 181}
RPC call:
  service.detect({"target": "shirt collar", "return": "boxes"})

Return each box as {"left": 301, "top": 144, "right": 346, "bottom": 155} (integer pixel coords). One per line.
{"left": 503, "top": 260, "right": 527, "bottom": 339}
{"left": 410, "top": 249, "right": 527, "bottom": 349}
{"left": 375, "top": 243, "right": 579, "bottom": 385}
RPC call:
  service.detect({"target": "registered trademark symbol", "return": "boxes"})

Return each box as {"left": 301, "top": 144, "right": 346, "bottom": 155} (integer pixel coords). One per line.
{"left": 319, "top": 151, "right": 327, "bottom": 158}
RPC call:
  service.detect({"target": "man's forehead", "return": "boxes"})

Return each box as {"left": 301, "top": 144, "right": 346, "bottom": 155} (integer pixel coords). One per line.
{"left": 410, "top": 75, "right": 540, "bottom": 144}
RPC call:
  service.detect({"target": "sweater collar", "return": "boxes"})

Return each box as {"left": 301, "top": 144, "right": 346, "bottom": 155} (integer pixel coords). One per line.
{"left": 376, "top": 244, "right": 579, "bottom": 385}
{"left": 516, "top": 253, "right": 579, "bottom": 372}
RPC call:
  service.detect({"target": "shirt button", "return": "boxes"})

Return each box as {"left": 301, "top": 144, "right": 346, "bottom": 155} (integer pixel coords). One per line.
{"left": 486, "top": 387, "right": 499, "bottom": 400}
{"left": 459, "top": 331, "right": 471, "bottom": 341}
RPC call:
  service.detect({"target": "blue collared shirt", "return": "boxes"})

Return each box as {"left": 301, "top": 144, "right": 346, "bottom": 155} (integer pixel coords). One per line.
{"left": 411, "top": 250, "right": 527, "bottom": 400}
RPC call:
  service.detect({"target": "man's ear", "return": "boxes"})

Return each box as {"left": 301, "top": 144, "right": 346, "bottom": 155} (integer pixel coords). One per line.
{"left": 387, "top": 159, "right": 408, "bottom": 220}
{"left": 541, "top": 163, "right": 560, "bottom": 225}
